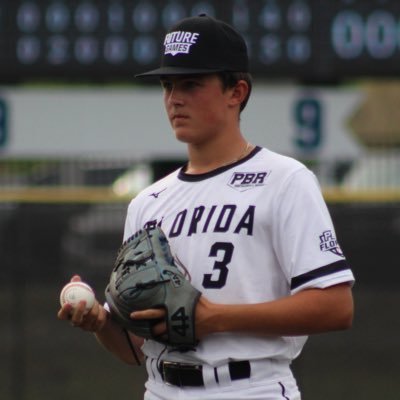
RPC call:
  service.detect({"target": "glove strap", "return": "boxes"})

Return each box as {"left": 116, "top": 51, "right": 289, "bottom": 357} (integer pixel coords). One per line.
{"left": 122, "top": 328, "right": 142, "bottom": 366}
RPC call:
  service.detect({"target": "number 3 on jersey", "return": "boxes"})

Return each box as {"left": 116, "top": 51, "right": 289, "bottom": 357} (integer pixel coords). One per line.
{"left": 202, "top": 242, "right": 234, "bottom": 289}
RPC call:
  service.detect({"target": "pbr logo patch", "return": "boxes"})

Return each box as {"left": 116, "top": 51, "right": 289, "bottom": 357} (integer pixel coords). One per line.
{"left": 319, "top": 230, "right": 344, "bottom": 257}
{"left": 228, "top": 171, "right": 270, "bottom": 192}
{"left": 164, "top": 31, "right": 200, "bottom": 56}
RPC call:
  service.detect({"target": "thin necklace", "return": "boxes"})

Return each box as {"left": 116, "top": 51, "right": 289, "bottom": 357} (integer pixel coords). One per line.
{"left": 221, "top": 142, "right": 252, "bottom": 167}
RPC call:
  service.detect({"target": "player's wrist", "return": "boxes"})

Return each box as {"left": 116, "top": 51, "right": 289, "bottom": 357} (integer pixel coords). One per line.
{"left": 197, "top": 298, "right": 227, "bottom": 336}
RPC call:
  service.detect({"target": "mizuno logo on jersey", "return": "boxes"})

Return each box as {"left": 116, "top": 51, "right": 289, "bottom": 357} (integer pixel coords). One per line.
{"left": 319, "top": 230, "right": 344, "bottom": 257}
{"left": 228, "top": 171, "right": 270, "bottom": 192}
{"left": 149, "top": 188, "right": 167, "bottom": 199}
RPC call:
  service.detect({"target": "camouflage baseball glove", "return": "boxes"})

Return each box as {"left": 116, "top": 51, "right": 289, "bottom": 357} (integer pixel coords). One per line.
{"left": 105, "top": 227, "right": 201, "bottom": 351}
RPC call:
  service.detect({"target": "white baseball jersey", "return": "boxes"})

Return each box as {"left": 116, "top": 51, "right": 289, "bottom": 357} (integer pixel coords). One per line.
{"left": 123, "top": 146, "right": 354, "bottom": 366}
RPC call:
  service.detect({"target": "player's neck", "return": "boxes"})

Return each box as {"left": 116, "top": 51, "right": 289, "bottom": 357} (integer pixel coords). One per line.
{"left": 186, "top": 136, "right": 253, "bottom": 174}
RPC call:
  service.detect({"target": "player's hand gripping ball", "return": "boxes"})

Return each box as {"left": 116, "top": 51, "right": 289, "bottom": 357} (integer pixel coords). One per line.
{"left": 60, "top": 282, "right": 95, "bottom": 313}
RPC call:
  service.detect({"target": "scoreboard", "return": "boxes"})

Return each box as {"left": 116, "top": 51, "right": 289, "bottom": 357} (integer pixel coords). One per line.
{"left": 0, "top": 0, "right": 400, "bottom": 83}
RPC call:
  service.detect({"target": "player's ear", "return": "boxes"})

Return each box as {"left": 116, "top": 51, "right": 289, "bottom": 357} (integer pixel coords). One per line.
{"left": 228, "top": 80, "right": 249, "bottom": 108}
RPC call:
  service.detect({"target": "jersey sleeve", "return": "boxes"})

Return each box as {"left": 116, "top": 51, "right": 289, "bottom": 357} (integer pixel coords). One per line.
{"left": 123, "top": 197, "right": 142, "bottom": 241}
{"left": 273, "top": 168, "right": 355, "bottom": 294}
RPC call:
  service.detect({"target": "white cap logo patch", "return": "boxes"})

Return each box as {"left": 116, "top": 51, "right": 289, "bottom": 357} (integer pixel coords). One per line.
{"left": 164, "top": 31, "right": 200, "bottom": 56}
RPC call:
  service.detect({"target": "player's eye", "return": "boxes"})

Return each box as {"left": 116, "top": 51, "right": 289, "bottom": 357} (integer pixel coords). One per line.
{"left": 182, "top": 79, "right": 201, "bottom": 89}
{"left": 160, "top": 80, "right": 172, "bottom": 91}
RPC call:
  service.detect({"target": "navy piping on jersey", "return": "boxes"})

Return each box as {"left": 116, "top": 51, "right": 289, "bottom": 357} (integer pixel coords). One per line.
{"left": 278, "top": 382, "right": 290, "bottom": 400}
{"left": 178, "top": 146, "right": 262, "bottom": 182}
{"left": 291, "top": 260, "right": 350, "bottom": 291}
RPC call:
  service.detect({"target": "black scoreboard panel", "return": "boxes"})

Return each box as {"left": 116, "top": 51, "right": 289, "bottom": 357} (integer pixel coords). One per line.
{"left": 314, "top": 0, "right": 400, "bottom": 82}
{"left": 0, "top": 0, "right": 400, "bottom": 83}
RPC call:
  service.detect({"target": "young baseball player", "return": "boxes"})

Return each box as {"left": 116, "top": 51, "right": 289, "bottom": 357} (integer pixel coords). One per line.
{"left": 58, "top": 14, "right": 354, "bottom": 400}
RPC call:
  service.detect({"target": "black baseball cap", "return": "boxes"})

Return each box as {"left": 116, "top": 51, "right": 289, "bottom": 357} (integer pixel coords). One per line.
{"left": 135, "top": 14, "right": 248, "bottom": 77}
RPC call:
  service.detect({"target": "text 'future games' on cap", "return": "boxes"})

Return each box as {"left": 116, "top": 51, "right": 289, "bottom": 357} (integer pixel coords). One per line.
{"left": 136, "top": 14, "right": 249, "bottom": 77}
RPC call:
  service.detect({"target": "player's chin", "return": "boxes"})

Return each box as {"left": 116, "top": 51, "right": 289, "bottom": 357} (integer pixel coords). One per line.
{"left": 173, "top": 128, "right": 197, "bottom": 144}
{"left": 173, "top": 126, "right": 210, "bottom": 145}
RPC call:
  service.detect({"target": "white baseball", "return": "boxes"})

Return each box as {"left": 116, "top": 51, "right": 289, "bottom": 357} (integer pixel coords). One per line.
{"left": 60, "top": 281, "right": 95, "bottom": 312}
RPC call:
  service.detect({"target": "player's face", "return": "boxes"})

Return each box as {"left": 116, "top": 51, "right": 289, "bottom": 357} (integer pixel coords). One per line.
{"left": 161, "top": 74, "right": 234, "bottom": 145}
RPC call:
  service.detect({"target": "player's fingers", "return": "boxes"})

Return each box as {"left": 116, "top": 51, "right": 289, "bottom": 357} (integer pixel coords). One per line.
{"left": 57, "top": 303, "right": 73, "bottom": 320}
{"left": 69, "top": 300, "right": 88, "bottom": 326}
{"left": 131, "top": 308, "right": 165, "bottom": 320}
{"left": 152, "top": 321, "right": 167, "bottom": 337}
{"left": 92, "top": 306, "right": 109, "bottom": 332}
{"left": 82, "top": 302, "right": 108, "bottom": 332}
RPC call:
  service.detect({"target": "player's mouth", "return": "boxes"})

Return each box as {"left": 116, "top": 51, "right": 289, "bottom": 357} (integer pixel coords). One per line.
{"left": 171, "top": 114, "right": 189, "bottom": 124}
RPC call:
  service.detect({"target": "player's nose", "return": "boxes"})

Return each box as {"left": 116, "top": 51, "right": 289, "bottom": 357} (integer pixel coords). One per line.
{"left": 168, "top": 93, "right": 184, "bottom": 107}
{"left": 165, "top": 85, "right": 184, "bottom": 107}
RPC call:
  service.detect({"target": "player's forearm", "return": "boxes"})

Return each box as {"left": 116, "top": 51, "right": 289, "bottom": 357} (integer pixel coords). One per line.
{"left": 94, "top": 313, "right": 144, "bottom": 365}
{"left": 203, "top": 283, "right": 353, "bottom": 337}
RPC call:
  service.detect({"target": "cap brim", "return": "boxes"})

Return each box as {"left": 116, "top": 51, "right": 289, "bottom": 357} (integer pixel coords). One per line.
{"left": 135, "top": 66, "right": 224, "bottom": 78}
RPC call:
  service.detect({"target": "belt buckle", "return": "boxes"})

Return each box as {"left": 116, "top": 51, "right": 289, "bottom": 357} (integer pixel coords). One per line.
{"left": 161, "top": 361, "right": 175, "bottom": 387}
{"left": 162, "top": 361, "right": 202, "bottom": 387}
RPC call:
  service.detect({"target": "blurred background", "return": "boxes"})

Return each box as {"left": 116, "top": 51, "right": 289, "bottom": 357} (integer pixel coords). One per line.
{"left": 0, "top": 1, "right": 399, "bottom": 399}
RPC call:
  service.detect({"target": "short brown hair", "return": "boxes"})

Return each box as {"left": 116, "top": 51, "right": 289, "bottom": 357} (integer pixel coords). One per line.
{"left": 218, "top": 72, "right": 252, "bottom": 112}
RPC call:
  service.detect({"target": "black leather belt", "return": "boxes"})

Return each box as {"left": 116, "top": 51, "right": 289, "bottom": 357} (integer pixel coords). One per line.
{"left": 160, "top": 360, "right": 251, "bottom": 387}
